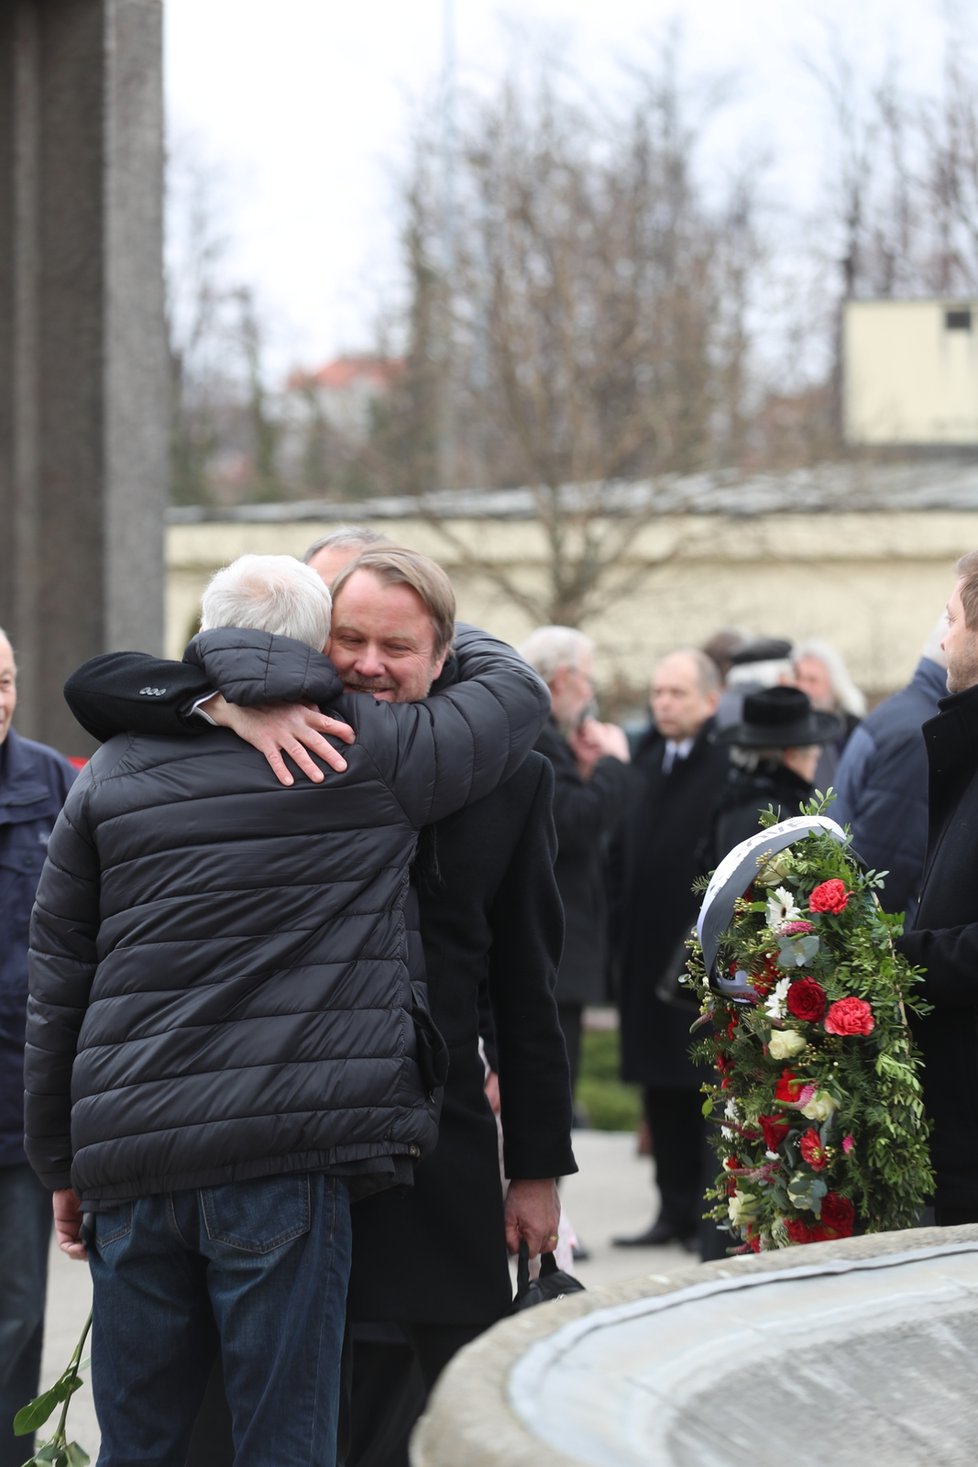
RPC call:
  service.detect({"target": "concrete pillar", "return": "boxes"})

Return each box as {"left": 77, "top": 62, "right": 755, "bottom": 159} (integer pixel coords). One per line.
{"left": 0, "top": 0, "right": 167, "bottom": 753}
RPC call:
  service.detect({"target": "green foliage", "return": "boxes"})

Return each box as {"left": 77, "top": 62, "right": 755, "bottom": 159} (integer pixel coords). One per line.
{"left": 15, "top": 1312, "right": 91, "bottom": 1467}
{"left": 686, "top": 796, "right": 934, "bottom": 1253}
{"left": 577, "top": 1026, "right": 642, "bottom": 1132}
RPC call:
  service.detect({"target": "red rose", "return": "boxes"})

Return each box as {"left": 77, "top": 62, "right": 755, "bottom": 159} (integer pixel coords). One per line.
{"left": 785, "top": 1217, "right": 812, "bottom": 1244}
{"left": 820, "top": 1192, "right": 856, "bottom": 1238}
{"left": 808, "top": 878, "right": 850, "bottom": 914}
{"left": 774, "top": 1069, "right": 804, "bottom": 1104}
{"left": 824, "top": 997, "right": 875, "bottom": 1037}
{"left": 760, "top": 1114, "right": 791, "bottom": 1150}
{"left": 786, "top": 977, "right": 827, "bottom": 1022}
{"left": 799, "top": 1128, "right": 828, "bottom": 1170}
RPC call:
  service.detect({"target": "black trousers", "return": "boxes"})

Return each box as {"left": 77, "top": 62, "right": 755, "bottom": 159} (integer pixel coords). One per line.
{"left": 642, "top": 1084, "right": 704, "bottom": 1234}
{"left": 340, "top": 1321, "right": 480, "bottom": 1467}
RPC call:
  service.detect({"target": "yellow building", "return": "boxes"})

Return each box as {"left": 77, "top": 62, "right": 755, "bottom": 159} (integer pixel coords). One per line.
{"left": 167, "top": 466, "right": 978, "bottom": 709}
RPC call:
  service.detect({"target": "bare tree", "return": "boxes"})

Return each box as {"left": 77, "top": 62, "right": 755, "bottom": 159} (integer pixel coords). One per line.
{"left": 166, "top": 136, "right": 285, "bottom": 504}
{"left": 374, "top": 54, "right": 766, "bottom": 625}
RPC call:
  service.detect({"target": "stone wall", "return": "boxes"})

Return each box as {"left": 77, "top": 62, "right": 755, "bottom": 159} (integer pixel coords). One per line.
{"left": 165, "top": 509, "right": 975, "bottom": 711}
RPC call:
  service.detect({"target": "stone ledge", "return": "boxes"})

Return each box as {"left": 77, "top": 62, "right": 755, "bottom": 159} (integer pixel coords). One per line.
{"left": 412, "top": 1225, "right": 978, "bottom": 1466}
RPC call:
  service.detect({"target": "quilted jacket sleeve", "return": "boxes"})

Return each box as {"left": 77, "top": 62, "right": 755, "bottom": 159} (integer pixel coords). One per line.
{"left": 24, "top": 770, "right": 101, "bottom": 1189}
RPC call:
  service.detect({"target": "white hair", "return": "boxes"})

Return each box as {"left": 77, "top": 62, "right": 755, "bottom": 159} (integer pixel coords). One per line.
{"left": 792, "top": 638, "right": 867, "bottom": 718}
{"left": 518, "top": 625, "right": 593, "bottom": 683}
{"left": 200, "top": 555, "right": 332, "bottom": 650}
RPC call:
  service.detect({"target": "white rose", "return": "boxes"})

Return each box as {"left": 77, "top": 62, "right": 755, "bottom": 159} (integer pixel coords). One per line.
{"left": 728, "top": 1190, "right": 757, "bottom": 1227}
{"left": 768, "top": 1028, "right": 806, "bottom": 1060}
{"left": 800, "top": 1090, "right": 839, "bottom": 1122}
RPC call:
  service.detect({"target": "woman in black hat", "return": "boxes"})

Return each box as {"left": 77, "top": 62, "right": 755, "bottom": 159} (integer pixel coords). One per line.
{"left": 706, "top": 685, "right": 845, "bottom": 868}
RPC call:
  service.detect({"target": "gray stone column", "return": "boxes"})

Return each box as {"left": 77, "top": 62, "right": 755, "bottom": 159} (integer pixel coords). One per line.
{"left": 0, "top": 0, "right": 167, "bottom": 753}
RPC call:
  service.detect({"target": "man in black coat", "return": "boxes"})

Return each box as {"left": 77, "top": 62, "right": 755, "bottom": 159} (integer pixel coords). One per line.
{"left": 897, "top": 550, "right": 978, "bottom": 1226}
{"left": 65, "top": 533, "right": 576, "bottom": 1466}
{"left": 517, "top": 626, "right": 632, "bottom": 1102}
{"left": 611, "top": 649, "right": 731, "bottom": 1250}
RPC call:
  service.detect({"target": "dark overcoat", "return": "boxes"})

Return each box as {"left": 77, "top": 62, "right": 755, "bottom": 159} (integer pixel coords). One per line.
{"left": 614, "top": 720, "right": 730, "bottom": 1089}
{"left": 708, "top": 760, "right": 816, "bottom": 867}
{"left": 898, "top": 682, "right": 978, "bottom": 1210}
{"left": 347, "top": 751, "right": 576, "bottom": 1325}
{"left": 534, "top": 719, "right": 632, "bottom": 1008}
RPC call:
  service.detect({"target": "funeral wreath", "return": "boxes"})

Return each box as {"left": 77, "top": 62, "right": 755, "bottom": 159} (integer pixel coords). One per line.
{"left": 684, "top": 799, "right": 933, "bottom": 1253}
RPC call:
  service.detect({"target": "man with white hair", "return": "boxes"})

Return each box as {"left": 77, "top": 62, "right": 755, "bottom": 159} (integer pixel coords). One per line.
{"left": 517, "top": 625, "right": 631, "bottom": 1106}
{"left": 791, "top": 637, "right": 866, "bottom": 788}
{"left": 24, "top": 552, "right": 548, "bottom": 1467}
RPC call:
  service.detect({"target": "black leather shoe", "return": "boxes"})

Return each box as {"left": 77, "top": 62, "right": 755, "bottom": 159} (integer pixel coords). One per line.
{"left": 611, "top": 1220, "right": 696, "bottom": 1248}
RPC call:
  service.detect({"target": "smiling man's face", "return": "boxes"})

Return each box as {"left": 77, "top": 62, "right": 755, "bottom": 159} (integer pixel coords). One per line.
{"left": 327, "top": 569, "right": 447, "bottom": 703}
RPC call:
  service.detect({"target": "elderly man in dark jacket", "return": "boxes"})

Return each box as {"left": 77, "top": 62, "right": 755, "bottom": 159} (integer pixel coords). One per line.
{"left": 611, "top": 648, "right": 730, "bottom": 1250}
{"left": 0, "top": 630, "right": 76, "bottom": 1467}
{"left": 25, "top": 551, "right": 548, "bottom": 1467}
{"left": 832, "top": 618, "right": 947, "bottom": 922}
{"left": 897, "top": 551, "right": 978, "bottom": 1226}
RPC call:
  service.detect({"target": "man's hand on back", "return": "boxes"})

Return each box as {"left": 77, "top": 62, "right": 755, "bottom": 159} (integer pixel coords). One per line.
{"left": 201, "top": 695, "right": 356, "bottom": 787}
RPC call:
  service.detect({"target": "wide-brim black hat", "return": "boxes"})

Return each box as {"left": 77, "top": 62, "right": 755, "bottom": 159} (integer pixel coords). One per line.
{"left": 712, "top": 685, "right": 845, "bottom": 748}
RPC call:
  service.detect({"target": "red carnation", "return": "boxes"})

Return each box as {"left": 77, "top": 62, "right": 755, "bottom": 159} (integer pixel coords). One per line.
{"left": 760, "top": 1114, "right": 791, "bottom": 1150}
{"left": 799, "top": 1128, "right": 829, "bottom": 1170}
{"left": 786, "top": 977, "right": 827, "bottom": 1023}
{"left": 820, "top": 1192, "right": 856, "bottom": 1238}
{"left": 824, "top": 997, "right": 875, "bottom": 1037}
{"left": 808, "top": 878, "right": 850, "bottom": 914}
{"left": 774, "top": 1069, "right": 805, "bottom": 1104}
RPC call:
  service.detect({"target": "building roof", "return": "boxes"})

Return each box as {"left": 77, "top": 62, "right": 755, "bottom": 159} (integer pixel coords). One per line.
{"left": 167, "top": 458, "right": 978, "bottom": 525}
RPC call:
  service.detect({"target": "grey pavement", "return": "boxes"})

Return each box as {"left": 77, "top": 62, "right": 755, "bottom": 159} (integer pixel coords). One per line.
{"left": 35, "top": 1128, "right": 681, "bottom": 1461}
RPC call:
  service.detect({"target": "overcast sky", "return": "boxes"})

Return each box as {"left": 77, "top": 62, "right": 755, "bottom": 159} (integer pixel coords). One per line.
{"left": 164, "top": 0, "right": 960, "bottom": 377}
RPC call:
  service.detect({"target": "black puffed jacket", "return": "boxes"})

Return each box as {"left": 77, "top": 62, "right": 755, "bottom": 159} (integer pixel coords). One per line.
{"left": 25, "top": 624, "right": 548, "bottom": 1205}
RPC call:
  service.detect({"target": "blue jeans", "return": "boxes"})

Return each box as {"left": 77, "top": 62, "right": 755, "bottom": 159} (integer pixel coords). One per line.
{"left": 89, "top": 1172, "right": 351, "bottom": 1467}
{"left": 0, "top": 1164, "right": 51, "bottom": 1467}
